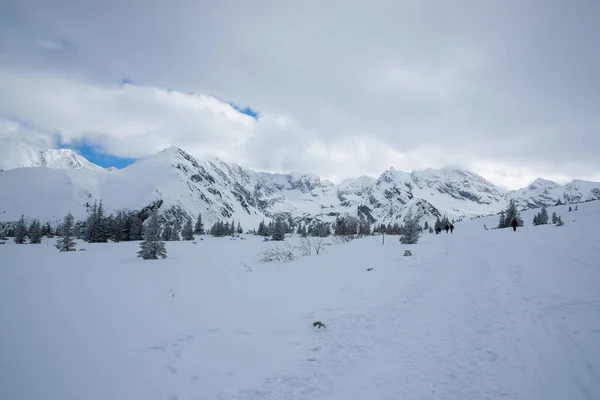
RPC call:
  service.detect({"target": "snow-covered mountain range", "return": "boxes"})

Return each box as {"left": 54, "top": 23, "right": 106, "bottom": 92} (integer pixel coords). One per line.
{"left": 1, "top": 140, "right": 599, "bottom": 227}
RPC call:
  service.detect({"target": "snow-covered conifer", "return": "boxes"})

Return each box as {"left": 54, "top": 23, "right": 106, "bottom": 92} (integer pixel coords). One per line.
{"left": 138, "top": 209, "right": 167, "bottom": 259}
{"left": 14, "top": 214, "right": 27, "bottom": 244}
{"left": 181, "top": 217, "right": 194, "bottom": 240}
{"left": 28, "top": 219, "right": 43, "bottom": 244}
{"left": 55, "top": 212, "right": 76, "bottom": 252}
{"left": 194, "top": 213, "right": 205, "bottom": 235}
{"left": 399, "top": 212, "right": 421, "bottom": 244}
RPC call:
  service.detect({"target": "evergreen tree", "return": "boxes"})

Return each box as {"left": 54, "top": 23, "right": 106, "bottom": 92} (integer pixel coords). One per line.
{"left": 110, "top": 211, "right": 127, "bottom": 242}
{"left": 498, "top": 211, "right": 506, "bottom": 229}
{"left": 181, "top": 217, "right": 194, "bottom": 240}
{"left": 429, "top": 226, "right": 434, "bottom": 234}
{"left": 434, "top": 216, "right": 443, "bottom": 231}
{"left": 28, "top": 219, "right": 43, "bottom": 244}
{"left": 138, "top": 209, "right": 167, "bottom": 259}
{"left": 41, "top": 222, "right": 54, "bottom": 238}
{"left": 569, "top": 206, "right": 572, "bottom": 212}
{"left": 194, "top": 213, "right": 205, "bottom": 235}
{"left": 556, "top": 215, "right": 564, "bottom": 226}
{"left": 539, "top": 206, "right": 549, "bottom": 225}
{"left": 552, "top": 212, "right": 558, "bottom": 224}
{"left": 14, "top": 214, "right": 27, "bottom": 244}
{"left": 128, "top": 213, "right": 143, "bottom": 240}
{"left": 400, "top": 212, "right": 421, "bottom": 244}
{"left": 301, "top": 225, "right": 308, "bottom": 237}
{"left": 162, "top": 225, "right": 173, "bottom": 241}
{"left": 271, "top": 218, "right": 286, "bottom": 241}
{"left": 533, "top": 214, "right": 540, "bottom": 226}
{"left": 85, "top": 200, "right": 109, "bottom": 243}
{"left": 499, "top": 200, "right": 522, "bottom": 228}
{"left": 236, "top": 222, "right": 243, "bottom": 234}
{"left": 55, "top": 212, "right": 76, "bottom": 252}
{"left": 170, "top": 218, "right": 181, "bottom": 241}
{"left": 257, "top": 220, "right": 269, "bottom": 236}
{"left": 575, "top": 205, "right": 578, "bottom": 211}
{"left": 423, "top": 221, "right": 429, "bottom": 230}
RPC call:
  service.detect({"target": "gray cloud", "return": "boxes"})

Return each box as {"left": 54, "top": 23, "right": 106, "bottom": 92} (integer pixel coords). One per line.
{"left": 1, "top": 0, "right": 599, "bottom": 189}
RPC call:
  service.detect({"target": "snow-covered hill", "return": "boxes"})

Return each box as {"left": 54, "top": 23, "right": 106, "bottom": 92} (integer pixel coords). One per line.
{"left": 0, "top": 138, "right": 103, "bottom": 171}
{"left": 0, "top": 140, "right": 599, "bottom": 227}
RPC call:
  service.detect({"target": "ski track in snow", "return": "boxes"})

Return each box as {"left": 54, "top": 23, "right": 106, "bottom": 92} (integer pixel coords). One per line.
{"left": 224, "top": 228, "right": 600, "bottom": 399}
{"left": 1, "top": 203, "right": 599, "bottom": 400}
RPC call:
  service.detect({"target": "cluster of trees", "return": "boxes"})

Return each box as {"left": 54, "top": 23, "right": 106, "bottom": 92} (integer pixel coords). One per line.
{"left": 497, "top": 200, "right": 523, "bottom": 229}
{"left": 334, "top": 216, "right": 371, "bottom": 237}
{"left": 208, "top": 220, "right": 243, "bottom": 237}
{"left": 532, "top": 206, "right": 549, "bottom": 225}
{"left": 533, "top": 206, "right": 564, "bottom": 226}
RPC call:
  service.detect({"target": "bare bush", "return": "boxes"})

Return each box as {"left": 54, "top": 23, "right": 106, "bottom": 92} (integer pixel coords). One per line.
{"left": 259, "top": 243, "right": 297, "bottom": 263}
{"left": 296, "top": 237, "right": 328, "bottom": 256}
{"left": 240, "top": 262, "right": 253, "bottom": 272}
{"left": 331, "top": 234, "right": 354, "bottom": 245}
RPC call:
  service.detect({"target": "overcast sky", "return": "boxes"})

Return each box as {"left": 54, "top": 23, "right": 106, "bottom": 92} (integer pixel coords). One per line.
{"left": 1, "top": 0, "right": 599, "bottom": 189}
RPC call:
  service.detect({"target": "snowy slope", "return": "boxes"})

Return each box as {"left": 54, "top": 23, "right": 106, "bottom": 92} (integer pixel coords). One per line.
{"left": 1, "top": 197, "right": 598, "bottom": 400}
{"left": 0, "top": 138, "right": 102, "bottom": 171}
{"left": 1, "top": 140, "right": 599, "bottom": 227}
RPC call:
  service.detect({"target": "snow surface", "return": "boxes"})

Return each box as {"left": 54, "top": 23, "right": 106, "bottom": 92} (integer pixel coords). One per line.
{"left": 1, "top": 201, "right": 599, "bottom": 400}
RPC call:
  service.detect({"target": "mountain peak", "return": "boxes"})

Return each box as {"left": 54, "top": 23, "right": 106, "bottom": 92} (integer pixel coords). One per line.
{"left": 0, "top": 139, "right": 103, "bottom": 171}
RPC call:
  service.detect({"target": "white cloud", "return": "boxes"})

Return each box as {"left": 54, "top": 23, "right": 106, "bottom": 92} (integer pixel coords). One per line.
{"left": 0, "top": 0, "right": 598, "bottom": 190}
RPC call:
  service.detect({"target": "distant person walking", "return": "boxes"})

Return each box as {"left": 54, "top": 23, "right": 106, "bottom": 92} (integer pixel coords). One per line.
{"left": 511, "top": 218, "right": 518, "bottom": 232}
{"left": 450, "top": 224, "right": 454, "bottom": 233}
{"left": 444, "top": 224, "right": 449, "bottom": 234}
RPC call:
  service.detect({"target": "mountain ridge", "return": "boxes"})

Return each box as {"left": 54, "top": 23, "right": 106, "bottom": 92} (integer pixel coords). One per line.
{"left": 1, "top": 140, "right": 599, "bottom": 227}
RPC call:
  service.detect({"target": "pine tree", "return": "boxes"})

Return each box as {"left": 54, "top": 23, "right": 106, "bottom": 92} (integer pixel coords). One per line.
{"left": 271, "top": 218, "right": 286, "bottom": 241}
{"left": 498, "top": 211, "right": 506, "bottom": 229}
{"left": 56, "top": 212, "right": 76, "bottom": 252}
{"left": 429, "top": 226, "right": 434, "bottom": 234}
{"left": 28, "top": 219, "right": 43, "bottom": 244}
{"left": 170, "top": 219, "right": 181, "bottom": 241}
{"left": 138, "top": 209, "right": 167, "bottom": 259}
{"left": 162, "top": 225, "right": 173, "bottom": 241}
{"left": 237, "top": 222, "right": 243, "bottom": 234}
{"left": 569, "top": 206, "right": 572, "bottom": 212}
{"left": 14, "top": 214, "right": 27, "bottom": 244}
{"left": 556, "top": 215, "right": 564, "bottom": 226}
{"left": 181, "top": 217, "right": 194, "bottom": 240}
{"left": 533, "top": 214, "right": 540, "bottom": 226}
{"left": 400, "top": 212, "right": 421, "bottom": 244}
{"left": 552, "top": 212, "right": 558, "bottom": 224}
{"left": 128, "top": 213, "right": 143, "bottom": 240}
{"left": 41, "top": 222, "right": 54, "bottom": 238}
{"left": 85, "top": 200, "right": 108, "bottom": 243}
{"left": 194, "top": 213, "right": 205, "bottom": 235}
{"left": 539, "top": 206, "right": 549, "bottom": 225}
{"left": 423, "top": 221, "right": 429, "bottom": 230}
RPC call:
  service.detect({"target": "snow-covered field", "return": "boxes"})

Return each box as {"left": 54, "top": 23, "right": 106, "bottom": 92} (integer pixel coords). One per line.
{"left": 1, "top": 202, "right": 599, "bottom": 400}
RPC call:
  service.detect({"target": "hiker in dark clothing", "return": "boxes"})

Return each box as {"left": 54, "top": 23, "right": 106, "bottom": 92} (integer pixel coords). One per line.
{"left": 435, "top": 226, "right": 441, "bottom": 234}
{"left": 450, "top": 224, "right": 454, "bottom": 233}
{"left": 511, "top": 218, "right": 518, "bottom": 232}
{"left": 444, "top": 224, "right": 449, "bottom": 234}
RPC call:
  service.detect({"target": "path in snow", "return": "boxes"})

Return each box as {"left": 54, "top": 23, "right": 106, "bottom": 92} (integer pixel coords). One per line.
{"left": 225, "top": 228, "right": 600, "bottom": 400}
